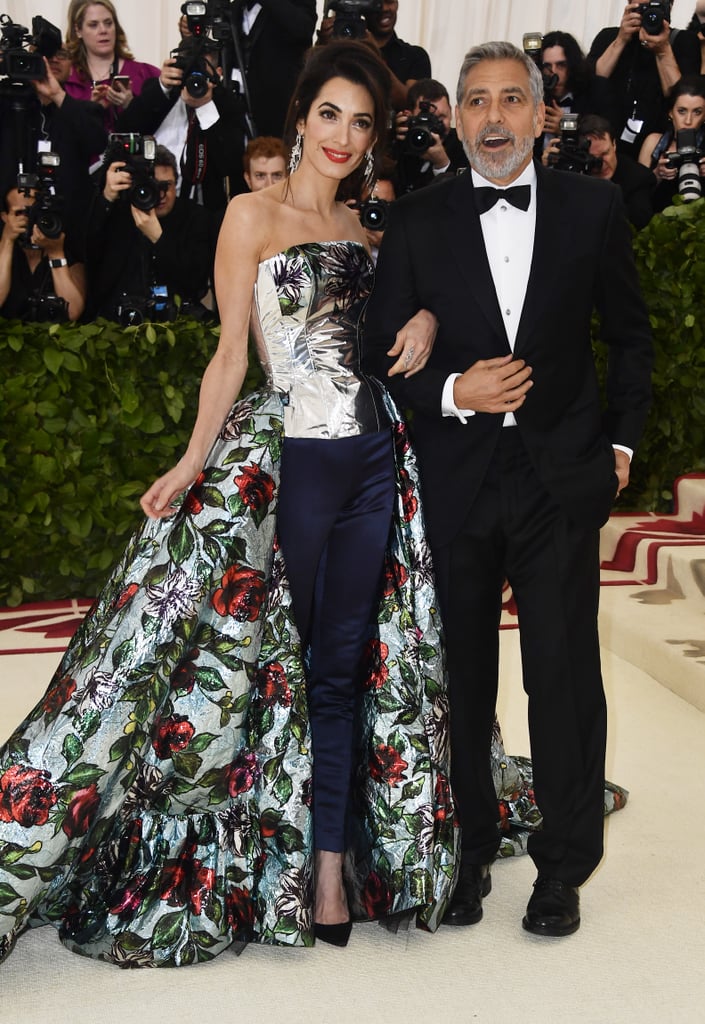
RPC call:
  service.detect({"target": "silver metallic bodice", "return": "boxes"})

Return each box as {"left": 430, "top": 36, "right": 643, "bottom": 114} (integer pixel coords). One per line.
{"left": 250, "top": 240, "right": 387, "bottom": 439}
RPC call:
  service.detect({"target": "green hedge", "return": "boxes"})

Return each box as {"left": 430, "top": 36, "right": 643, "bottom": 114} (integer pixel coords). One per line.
{"left": 1, "top": 199, "right": 704, "bottom": 605}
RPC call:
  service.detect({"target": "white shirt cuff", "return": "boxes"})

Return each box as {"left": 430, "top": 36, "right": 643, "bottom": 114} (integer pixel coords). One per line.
{"left": 442, "top": 373, "right": 475, "bottom": 422}
{"left": 613, "top": 444, "right": 633, "bottom": 462}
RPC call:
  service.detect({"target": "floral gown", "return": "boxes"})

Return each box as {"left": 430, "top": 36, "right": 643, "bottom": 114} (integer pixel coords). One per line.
{"left": 0, "top": 242, "right": 626, "bottom": 968}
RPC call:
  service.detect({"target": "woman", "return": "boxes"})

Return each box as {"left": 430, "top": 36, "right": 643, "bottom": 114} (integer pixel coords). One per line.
{"left": 0, "top": 42, "right": 458, "bottom": 967}
{"left": 638, "top": 76, "right": 705, "bottom": 210}
{"left": 64, "top": 1, "right": 159, "bottom": 132}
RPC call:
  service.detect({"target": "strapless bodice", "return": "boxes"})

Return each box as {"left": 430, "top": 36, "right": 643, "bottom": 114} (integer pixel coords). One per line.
{"left": 250, "top": 240, "right": 388, "bottom": 439}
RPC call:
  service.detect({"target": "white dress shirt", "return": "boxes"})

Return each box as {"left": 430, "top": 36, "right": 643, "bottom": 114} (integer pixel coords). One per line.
{"left": 442, "top": 162, "right": 536, "bottom": 427}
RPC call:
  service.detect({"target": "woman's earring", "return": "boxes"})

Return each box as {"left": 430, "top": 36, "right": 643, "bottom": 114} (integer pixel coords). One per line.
{"left": 289, "top": 132, "right": 303, "bottom": 173}
{"left": 363, "top": 150, "right": 375, "bottom": 192}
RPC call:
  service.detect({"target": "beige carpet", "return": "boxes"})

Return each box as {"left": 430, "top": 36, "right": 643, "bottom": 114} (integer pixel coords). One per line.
{"left": 2, "top": 632, "right": 704, "bottom": 1024}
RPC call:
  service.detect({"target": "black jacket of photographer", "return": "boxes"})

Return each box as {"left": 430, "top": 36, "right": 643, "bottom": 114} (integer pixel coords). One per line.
{"left": 84, "top": 189, "right": 212, "bottom": 322}
{"left": 239, "top": 0, "right": 317, "bottom": 137}
{"left": 0, "top": 90, "right": 107, "bottom": 247}
{"left": 588, "top": 27, "right": 701, "bottom": 150}
{"left": 0, "top": 234, "right": 78, "bottom": 321}
{"left": 115, "top": 77, "right": 247, "bottom": 212}
{"left": 394, "top": 128, "right": 469, "bottom": 195}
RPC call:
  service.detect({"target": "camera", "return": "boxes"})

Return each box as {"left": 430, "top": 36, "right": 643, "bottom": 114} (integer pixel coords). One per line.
{"left": 522, "top": 32, "right": 559, "bottom": 103}
{"left": 664, "top": 128, "right": 704, "bottom": 202}
{"left": 325, "top": 0, "right": 383, "bottom": 40}
{"left": 17, "top": 151, "right": 64, "bottom": 243}
{"left": 104, "top": 134, "right": 162, "bottom": 211}
{"left": 180, "top": 1, "right": 234, "bottom": 44}
{"left": 170, "top": 37, "right": 219, "bottom": 99}
{"left": 116, "top": 285, "right": 175, "bottom": 327}
{"left": 26, "top": 292, "right": 68, "bottom": 323}
{"left": 404, "top": 100, "right": 446, "bottom": 154}
{"left": 0, "top": 14, "right": 62, "bottom": 83}
{"left": 636, "top": 2, "right": 671, "bottom": 36}
{"left": 549, "top": 114, "right": 603, "bottom": 175}
{"left": 352, "top": 197, "right": 389, "bottom": 231}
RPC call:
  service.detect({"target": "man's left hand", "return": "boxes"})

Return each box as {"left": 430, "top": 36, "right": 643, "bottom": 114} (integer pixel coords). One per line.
{"left": 614, "top": 448, "right": 631, "bottom": 494}
{"left": 131, "top": 206, "right": 162, "bottom": 242}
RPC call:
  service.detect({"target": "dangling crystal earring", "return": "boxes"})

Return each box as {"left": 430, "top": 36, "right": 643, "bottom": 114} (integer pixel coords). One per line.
{"left": 363, "top": 149, "right": 375, "bottom": 193}
{"left": 289, "top": 132, "right": 303, "bottom": 173}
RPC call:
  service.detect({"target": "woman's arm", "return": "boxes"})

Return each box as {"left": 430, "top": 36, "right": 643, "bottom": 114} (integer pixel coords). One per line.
{"left": 140, "top": 195, "right": 264, "bottom": 518}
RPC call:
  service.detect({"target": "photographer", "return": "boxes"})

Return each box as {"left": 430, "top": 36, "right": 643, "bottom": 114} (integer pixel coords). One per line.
{"left": 85, "top": 143, "right": 213, "bottom": 322}
{"left": 638, "top": 75, "right": 705, "bottom": 209}
{"left": 0, "top": 20, "right": 107, "bottom": 244}
{"left": 393, "top": 78, "right": 468, "bottom": 194}
{"left": 543, "top": 114, "right": 655, "bottom": 229}
{"left": 318, "top": 1, "right": 430, "bottom": 110}
{"left": 236, "top": 0, "right": 317, "bottom": 137}
{"left": 116, "top": 41, "right": 247, "bottom": 214}
{"left": 686, "top": 2, "right": 705, "bottom": 71}
{"left": 589, "top": 2, "right": 701, "bottom": 155}
{"left": 0, "top": 183, "right": 86, "bottom": 321}
{"left": 538, "top": 32, "right": 609, "bottom": 144}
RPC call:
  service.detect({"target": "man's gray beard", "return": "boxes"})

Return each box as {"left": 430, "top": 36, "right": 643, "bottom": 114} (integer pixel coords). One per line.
{"left": 462, "top": 132, "right": 535, "bottom": 181}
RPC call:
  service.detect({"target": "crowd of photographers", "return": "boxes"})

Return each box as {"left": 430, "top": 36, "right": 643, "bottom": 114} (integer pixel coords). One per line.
{"left": 1, "top": 0, "right": 704, "bottom": 328}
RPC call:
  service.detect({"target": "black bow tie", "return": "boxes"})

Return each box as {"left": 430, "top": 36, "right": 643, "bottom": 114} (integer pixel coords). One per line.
{"left": 474, "top": 184, "right": 531, "bottom": 214}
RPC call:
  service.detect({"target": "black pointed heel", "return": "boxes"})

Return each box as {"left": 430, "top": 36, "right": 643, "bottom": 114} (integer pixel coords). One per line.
{"left": 314, "top": 920, "right": 352, "bottom": 947}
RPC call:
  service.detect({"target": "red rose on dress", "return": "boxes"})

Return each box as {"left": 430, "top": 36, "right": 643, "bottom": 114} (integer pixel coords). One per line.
{"left": 183, "top": 472, "right": 206, "bottom": 515}
{"left": 226, "top": 885, "right": 255, "bottom": 932}
{"left": 434, "top": 773, "right": 452, "bottom": 823}
{"left": 109, "top": 873, "right": 148, "bottom": 915}
{"left": 0, "top": 764, "right": 58, "bottom": 827}
{"left": 256, "top": 662, "right": 292, "bottom": 708}
{"left": 226, "top": 751, "right": 260, "bottom": 797}
{"left": 362, "top": 870, "right": 393, "bottom": 918}
{"left": 62, "top": 782, "right": 100, "bottom": 838}
{"left": 382, "top": 557, "right": 409, "bottom": 598}
{"left": 393, "top": 421, "right": 411, "bottom": 457}
{"left": 211, "top": 564, "right": 267, "bottom": 621}
{"left": 361, "top": 639, "right": 389, "bottom": 690}
{"left": 42, "top": 674, "right": 77, "bottom": 715}
{"left": 114, "top": 582, "right": 139, "bottom": 611}
{"left": 171, "top": 649, "right": 200, "bottom": 695}
{"left": 398, "top": 468, "right": 418, "bottom": 523}
{"left": 190, "top": 862, "right": 216, "bottom": 916}
{"left": 234, "top": 464, "right": 275, "bottom": 511}
{"left": 152, "top": 715, "right": 195, "bottom": 760}
{"left": 160, "top": 840, "right": 214, "bottom": 915}
{"left": 369, "top": 743, "right": 408, "bottom": 787}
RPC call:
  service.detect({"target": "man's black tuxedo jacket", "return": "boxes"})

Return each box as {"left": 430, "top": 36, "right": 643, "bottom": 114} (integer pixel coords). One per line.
{"left": 363, "top": 163, "right": 653, "bottom": 546}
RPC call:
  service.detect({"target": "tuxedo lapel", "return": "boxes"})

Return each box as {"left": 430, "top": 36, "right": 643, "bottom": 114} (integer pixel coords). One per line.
{"left": 514, "top": 164, "right": 572, "bottom": 354}
{"left": 443, "top": 174, "right": 508, "bottom": 348}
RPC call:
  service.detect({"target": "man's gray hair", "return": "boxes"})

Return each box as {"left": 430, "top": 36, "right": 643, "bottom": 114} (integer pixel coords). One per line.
{"left": 456, "top": 41, "right": 544, "bottom": 108}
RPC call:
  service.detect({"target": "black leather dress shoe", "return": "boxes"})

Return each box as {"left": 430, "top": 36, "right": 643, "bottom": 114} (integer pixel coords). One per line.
{"left": 522, "top": 877, "right": 580, "bottom": 936}
{"left": 314, "top": 920, "right": 352, "bottom": 947}
{"left": 442, "top": 862, "right": 492, "bottom": 926}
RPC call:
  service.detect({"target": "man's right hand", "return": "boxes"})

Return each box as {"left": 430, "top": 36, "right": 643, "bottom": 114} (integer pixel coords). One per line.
{"left": 103, "top": 162, "right": 132, "bottom": 202}
{"left": 160, "top": 57, "right": 183, "bottom": 91}
{"left": 618, "top": 3, "right": 644, "bottom": 42}
{"left": 453, "top": 355, "right": 533, "bottom": 414}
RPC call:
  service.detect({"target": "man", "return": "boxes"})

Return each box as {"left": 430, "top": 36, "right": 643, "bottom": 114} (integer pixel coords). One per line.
{"left": 538, "top": 31, "right": 609, "bottom": 146}
{"left": 319, "top": 0, "right": 430, "bottom": 110}
{"left": 0, "top": 185, "right": 86, "bottom": 321}
{"left": 85, "top": 145, "right": 213, "bottom": 322}
{"left": 364, "top": 42, "right": 652, "bottom": 937}
{"left": 116, "top": 45, "right": 247, "bottom": 213}
{"left": 236, "top": 0, "right": 317, "bottom": 137}
{"left": 394, "top": 78, "right": 469, "bottom": 194}
{"left": 589, "top": 1, "right": 701, "bottom": 155}
{"left": 365, "top": 0, "right": 431, "bottom": 109}
{"left": 243, "top": 136, "right": 288, "bottom": 192}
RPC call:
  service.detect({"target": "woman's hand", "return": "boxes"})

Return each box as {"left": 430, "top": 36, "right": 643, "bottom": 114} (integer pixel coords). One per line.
{"left": 654, "top": 152, "right": 677, "bottom": 182}
{"left": 140, "top": 459, "right": 200, "bottom": 519}
{"left": 387, "top": 308, "right": 439, "bottom": 377}
{"left": 104, "top": 80, "right": 133, "bottom": 109}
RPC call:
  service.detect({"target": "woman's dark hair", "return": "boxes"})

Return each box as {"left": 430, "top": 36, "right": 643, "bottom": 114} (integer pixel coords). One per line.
{"left": 665, "top": 74, "right": 705, "bottom": 110}
{"left": 540, "top": 31, "right": 592, "bottom": 95}
{"left": 283, "top": 41, "right": 391, "bottom": 201}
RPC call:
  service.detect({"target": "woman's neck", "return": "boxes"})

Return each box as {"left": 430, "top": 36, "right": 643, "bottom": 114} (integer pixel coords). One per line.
{"left": 87, "top": 54, "right": 118, "bottom": 82}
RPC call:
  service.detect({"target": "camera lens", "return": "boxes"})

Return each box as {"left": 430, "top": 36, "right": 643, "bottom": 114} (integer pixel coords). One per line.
{"left": 36, "top": 211, "right": 63, "bottom": 239}
{"left": 678, "top": 162, "right": 702, "bottom": 202}
{"left": 408, "top": 127, "right": 433, "bottom": 153}
{"left": 185, "top": 71, "right": 209, "bottom": 99}
{"left": 129, "top": 178, "right": 162, "bottom": 212}
{"left": 361, "top": 202, "right": 388, "bottom": 232}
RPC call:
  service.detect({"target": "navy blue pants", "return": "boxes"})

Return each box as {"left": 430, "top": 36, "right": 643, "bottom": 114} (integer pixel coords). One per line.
{"left": 277, "top": 430, "right": 395, "bottom": 852}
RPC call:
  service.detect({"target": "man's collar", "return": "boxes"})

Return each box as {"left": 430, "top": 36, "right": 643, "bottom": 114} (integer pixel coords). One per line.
{"left": 470, "top": 162, "right": 537, "bottom": 190}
